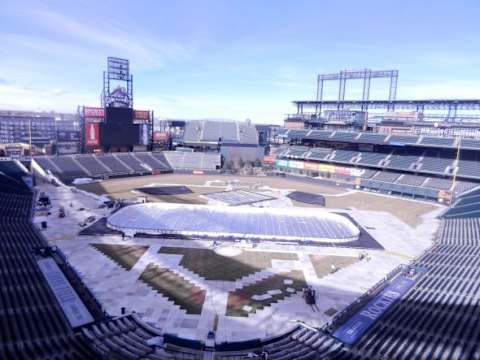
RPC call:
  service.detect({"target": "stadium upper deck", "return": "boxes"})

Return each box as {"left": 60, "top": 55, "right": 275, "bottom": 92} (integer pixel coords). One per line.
{"left": 271, "top": 129, "right": 480, "bottom": 202}
{"left": 282, "top": 128, "right": 480, "bottom": 150}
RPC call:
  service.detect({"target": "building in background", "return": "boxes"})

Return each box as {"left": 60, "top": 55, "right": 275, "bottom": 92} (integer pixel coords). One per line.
{"left": 0, "top": 110, "right": 80, "bottom": 155}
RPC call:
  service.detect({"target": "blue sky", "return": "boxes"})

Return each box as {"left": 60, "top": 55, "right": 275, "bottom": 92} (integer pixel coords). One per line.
{"left": 0, "top": 0, "right": 478, "bottom": 124}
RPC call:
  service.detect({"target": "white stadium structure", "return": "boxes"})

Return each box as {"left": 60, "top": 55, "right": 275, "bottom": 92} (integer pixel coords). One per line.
{"left": 107, "top": 203, "right": 360, "bottom": 242}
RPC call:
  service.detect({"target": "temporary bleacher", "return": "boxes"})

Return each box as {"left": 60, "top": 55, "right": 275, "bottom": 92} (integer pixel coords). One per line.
{"left": 238, "top": 122, "right": 259, "bottom": 144}
{"left": 183, "top": 121, "right": 202, "bottom": 142}
{"left": 163, "top": 151, "right": 221, "bottom": 171}
{"left": 183, "top": 120, "right": 259, "bottom": 145}
{"left": 201, "top": 120, "right": 228, "bottom": 142}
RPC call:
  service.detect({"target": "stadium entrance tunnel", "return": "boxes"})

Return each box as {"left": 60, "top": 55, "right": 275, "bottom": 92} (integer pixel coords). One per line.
{"left": 106, "top": 203, "right": 360, "bottom": 243}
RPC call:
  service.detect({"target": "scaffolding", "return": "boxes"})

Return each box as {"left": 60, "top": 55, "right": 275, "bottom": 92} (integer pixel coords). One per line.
{"left": 315, "top": 69, "right": 399, "bottom": 113}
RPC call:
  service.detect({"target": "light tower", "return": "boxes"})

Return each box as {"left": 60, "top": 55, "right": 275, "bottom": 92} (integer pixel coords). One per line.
{"left": 101, "top": 57, "right": 133, "bottom": 108}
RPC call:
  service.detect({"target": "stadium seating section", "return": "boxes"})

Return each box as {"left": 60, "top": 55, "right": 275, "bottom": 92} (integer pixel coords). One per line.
{"left": 33, "top": 151, "right": 222, "bottom": 183}
{"left": 278, "top": 130, "right": 480, "bottom": 199}
{"left": 2, "top": 157, "right": 480, "bottom": 359}
{"left": 304, "top": 130, "right": 333, "bottom": 141}
{"left": 356, "top": 151, "right": 387, "bottom": 166}
{"left": 331, "top": 149, "right": 358, "bottom": 163}
{"left": 0, "top": 168, "right": 99, "bottom": 359}
{"left": 418, "top": 155, "right": 453, "bottom": 174}
{"left": 385, "top": 151, "right": 419, "bottom": 171}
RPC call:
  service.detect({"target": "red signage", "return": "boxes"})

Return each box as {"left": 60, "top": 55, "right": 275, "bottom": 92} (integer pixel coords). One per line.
{"left": 263, "top": 155, "right": 276, "bottom": 164}
{"left": 134, "top": 110, "right": 150, "bottom": 120}
{"left": 83, "top": 107, "right": 105, "bottom": 118}
{"left": 153, "top": 132, "right": 169, "bottom": 141}
{"left": 133, "top": 110, "right": 150, "bottom": 124}
{"left": 85, "top": 123, "right": 100, "bottom": 147}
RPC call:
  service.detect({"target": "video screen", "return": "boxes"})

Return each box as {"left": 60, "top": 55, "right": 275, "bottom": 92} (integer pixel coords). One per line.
{"left": 100, "top": 107, "right": 140, "bottom": 146}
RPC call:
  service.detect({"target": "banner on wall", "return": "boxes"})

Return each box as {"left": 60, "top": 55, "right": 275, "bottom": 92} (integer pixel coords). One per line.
{"left": 333, "top": 269, "right": 425, "bottom": 345}
{"left": 263, "top": 155, "right": 276, "bottom": 164}
{"left": 304, "top": 162, "right": 319, "bottom": 171}
{"left": 335, "top": 166, "right": 351, "bottom": 175}
{"left": 85, "top": 123, "right": 100, "bottom": 147}
{"left": 275, "top": 159, "right": 289, "bottom": 167}
{"left": 318, "top": 164, "right": 335, "bottom": 173}
{"left": 133, "top": 110, "right": 150, "bottom": 124}
{"left": 438, "top": 190, "right": 452, "bottom": 203}
{"left": 351, "top": 168, "right": 364, "bottom": 177}
{"left": 288, "top": 160, "right": 304, "bottom": 169}
{"left": 83, "top": 107, "right": 105, "bottom": 121}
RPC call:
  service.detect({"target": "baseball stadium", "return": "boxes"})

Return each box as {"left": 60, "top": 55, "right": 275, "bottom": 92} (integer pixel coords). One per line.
{"left": 1, "top": 53, "right": 480, "bottom": 360}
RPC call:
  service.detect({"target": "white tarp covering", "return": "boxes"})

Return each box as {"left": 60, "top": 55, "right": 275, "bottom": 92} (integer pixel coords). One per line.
{"left": 107, "top": 203, "right": 360, "bottom": 242}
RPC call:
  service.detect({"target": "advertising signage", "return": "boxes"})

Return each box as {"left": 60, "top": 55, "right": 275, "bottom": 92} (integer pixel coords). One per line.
{"left": 133, "top": 110, "right": 150, "bottom": 124}
{"left": 83, "top": 107, "right": 105, "bottom": 118}
{"left": 85, "top": 123, "right": 100, "bottom": 147}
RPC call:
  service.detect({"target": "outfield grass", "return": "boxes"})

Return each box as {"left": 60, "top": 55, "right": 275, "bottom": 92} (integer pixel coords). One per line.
{"left": 309, "top": 254, "right": 358, "bottom": 278}
{"left": 91, "top": 243, "right": 148, "bottom": 270}
{"left": 226, "top": 270, "right": 307, "bottom": 317}
{"left": 158, "top": 247, "right": 298, "bottom": 281}
{"left": 139, "top": 263, "right": 206, "bottom": 314}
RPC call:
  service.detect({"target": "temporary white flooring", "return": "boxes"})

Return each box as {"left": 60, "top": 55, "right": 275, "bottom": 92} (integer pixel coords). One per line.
{"left": 35, "top": 177, "right": 443, "bottom": 342}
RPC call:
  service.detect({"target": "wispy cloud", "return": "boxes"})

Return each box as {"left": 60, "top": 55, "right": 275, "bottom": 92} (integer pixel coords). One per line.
{"left": 0, "top": 32, "right": 102, "bottom": 63}
{"left": 30, "top": 9, "right": 192, "bottom": 68}
{"left": 0, "top": 81, "right": 96, "bottom": 111}
{"left": 135, "top": 93, "right": 292, "bottom": 123}
{"left": 399, "top": 80, "right": 480, "bottom": 99}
